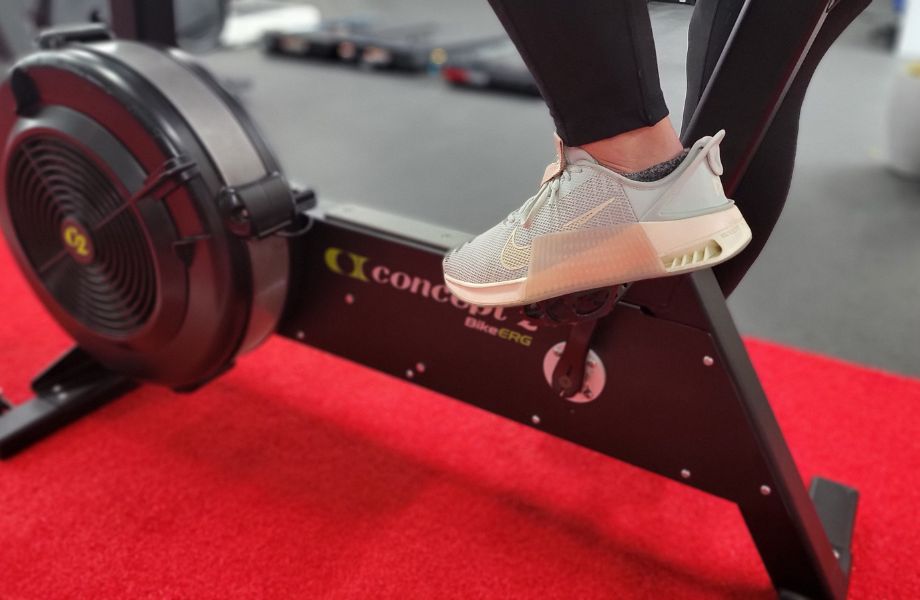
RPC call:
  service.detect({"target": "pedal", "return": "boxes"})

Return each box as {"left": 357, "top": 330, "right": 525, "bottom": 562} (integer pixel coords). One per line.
{"left": 520, "top": 284, "right": 630, "bottom": 398}
{"left": 521, "top": 283, "right": 630, "bottom": 326}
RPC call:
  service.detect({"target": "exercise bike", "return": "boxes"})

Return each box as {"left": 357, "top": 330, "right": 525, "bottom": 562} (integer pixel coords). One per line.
{"left": 0, "top": 0, "right": 871, "bottom": 598}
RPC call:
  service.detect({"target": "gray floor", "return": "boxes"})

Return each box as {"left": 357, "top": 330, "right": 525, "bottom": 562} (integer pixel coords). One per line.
{"left": 203, "top": 1, "right": 920, "bottom": 377}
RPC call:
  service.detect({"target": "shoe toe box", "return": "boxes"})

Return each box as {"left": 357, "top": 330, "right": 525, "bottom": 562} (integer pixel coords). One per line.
{"left": 442, "top": 222, "right": 526, "bottom": 285}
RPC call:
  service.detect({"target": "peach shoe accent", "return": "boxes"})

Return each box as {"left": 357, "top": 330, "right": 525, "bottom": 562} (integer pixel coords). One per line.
{"left": 540, "top": 133, "right": 567, "bottom": 185}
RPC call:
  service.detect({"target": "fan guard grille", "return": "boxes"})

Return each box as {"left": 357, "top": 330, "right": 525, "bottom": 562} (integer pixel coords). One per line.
{"left": 6, "top": 135, "right": 158, "bottom": 335}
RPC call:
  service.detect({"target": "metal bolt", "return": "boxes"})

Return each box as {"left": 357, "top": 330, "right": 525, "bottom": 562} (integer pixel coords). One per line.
{"left": 52, "top": 384, "right": 63, "bottom": 394}
{"left": 760, "top": 485, "right": 772, "bottom": 496}
{"left": 416, "top": 362, "right": 426, "bottom": 373}
{"left": 296, "top": 330, "right": 305, "bottom": 340}
{"left": 703, "top": 355, "right": 715, "bottom": 367}
{"left": 405, "top": 369, "right": 414, "bottom": 379}
{"left": 531, "top": 414, "right": 541, "bottom": 425}
{"left": 833, "top": 549, "right": 840, "bottom": 559}
{"left": 344, "top": 293, "right": 355, "bottom": 305}
{"left": 680, "top": 469, "right": 691, "bottom": 479}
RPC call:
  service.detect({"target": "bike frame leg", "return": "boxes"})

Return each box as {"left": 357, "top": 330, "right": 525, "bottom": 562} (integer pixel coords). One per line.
{"left": 692, "top": 270, "right": 857, "bottom": 599}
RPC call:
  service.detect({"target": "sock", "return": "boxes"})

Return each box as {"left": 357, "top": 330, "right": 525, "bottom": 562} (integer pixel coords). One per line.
{"left": 619, "top": 150, "right": 689, "bottom": 182}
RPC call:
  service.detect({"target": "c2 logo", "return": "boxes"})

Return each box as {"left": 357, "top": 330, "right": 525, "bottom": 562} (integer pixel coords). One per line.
{"left": 64, "top": 226, "right": 89, "bottom": 257}
{"left": 60, "top": 218, "right": 95, "bottom": 264}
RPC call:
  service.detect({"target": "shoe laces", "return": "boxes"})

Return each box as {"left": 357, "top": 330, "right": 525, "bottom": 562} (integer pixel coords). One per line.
{"left": 506, "top": 163, "right": 588, "bottom": 229}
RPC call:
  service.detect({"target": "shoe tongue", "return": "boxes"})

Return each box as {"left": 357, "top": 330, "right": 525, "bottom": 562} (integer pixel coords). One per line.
{"left": 541, "top": 140, "right": 597, "bottom": 186}
{"left": 564, "top": 147, "right": 596, "bottom": 165}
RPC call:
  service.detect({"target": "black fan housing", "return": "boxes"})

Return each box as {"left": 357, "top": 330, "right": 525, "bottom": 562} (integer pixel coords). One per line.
{"left": 0, "top": 38, "right": 292, "bottom": 388}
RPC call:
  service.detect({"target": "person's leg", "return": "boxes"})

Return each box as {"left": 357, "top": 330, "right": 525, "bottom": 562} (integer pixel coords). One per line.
{"left": 488, "top": 0, "right": 683, "bottom": 171}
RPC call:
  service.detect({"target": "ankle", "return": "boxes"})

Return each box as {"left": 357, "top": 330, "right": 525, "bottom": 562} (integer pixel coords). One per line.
{"left": 577, "top": 118, "right": 684, "bottom": 173}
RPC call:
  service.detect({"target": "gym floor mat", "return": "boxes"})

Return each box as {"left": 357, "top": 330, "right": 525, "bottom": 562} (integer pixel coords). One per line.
{"left": 0, "top": 228, "right": 917, "bottom": 599}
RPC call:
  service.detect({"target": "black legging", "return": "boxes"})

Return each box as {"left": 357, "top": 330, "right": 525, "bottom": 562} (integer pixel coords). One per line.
{"left": 487, "top": 0, "right": 742, "bottom": 146}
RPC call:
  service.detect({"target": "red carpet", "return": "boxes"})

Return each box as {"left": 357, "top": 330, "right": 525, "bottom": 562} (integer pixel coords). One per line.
{"left": 1, "top": 244, "right": 919, "bottom": 599}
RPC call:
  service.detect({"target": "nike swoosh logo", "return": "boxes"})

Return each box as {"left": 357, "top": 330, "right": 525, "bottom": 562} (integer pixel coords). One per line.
{"left": 500, "top": 227, "right": 531, "bottom": 271}
{"left": 500, "top": 197, "right": 619, "bottom": 271}
{"left": 562, "top": 197, "right": 617, "bottom": 230}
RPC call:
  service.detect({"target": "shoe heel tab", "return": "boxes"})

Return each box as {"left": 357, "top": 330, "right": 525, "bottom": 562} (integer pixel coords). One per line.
{"left": 693, "top": 130, "right": 725, "bottom": 176}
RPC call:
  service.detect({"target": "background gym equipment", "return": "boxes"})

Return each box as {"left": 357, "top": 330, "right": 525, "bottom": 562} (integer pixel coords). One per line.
{"left": 264, "top": 17, "right": 375, "bottom": 62}
{"left": 265, "top": 20, "right": 505, "bottom": 73}
{"left": 440, "top": 40, "right": 541, "bottom": 97}
{"left": 0, "top": 0, "right": 229, "bottom": 60}
{"left": 0, "top": 0, "right": 871, "bottom": 598}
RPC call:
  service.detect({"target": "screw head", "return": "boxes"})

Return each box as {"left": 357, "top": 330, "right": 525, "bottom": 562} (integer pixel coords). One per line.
{"left": 52, "top": 384, "right": 63, "bottom": 393}
{"left": 405, "top": 369, "right": 414, "bottom": 379}
{"left": 531, "top": 415, "right": 541, "bottom": 425}
{"left": 680, "top": 469, "right": 691, "bottom": 479}
{"left": 760, "top": 485, "right": 772, "bottom": 496}
{"left": 833, "top": 549, "right": 840, "bottom": 559}
{"left": 296, "top": 330, "right": 305, "bottom": 340}
{"left": 416, "top": 362, "right": 426, "bottom": 373}
{"left": 344, "top": 293, "right": 355, "bottom": 305}
{"left": 703, "top": 355, "right": 715, "bottom": 367}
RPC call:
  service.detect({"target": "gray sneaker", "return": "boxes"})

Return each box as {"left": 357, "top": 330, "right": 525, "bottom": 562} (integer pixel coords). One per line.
{"left": 442, "top": 130, "right": 751, "bottom": 306}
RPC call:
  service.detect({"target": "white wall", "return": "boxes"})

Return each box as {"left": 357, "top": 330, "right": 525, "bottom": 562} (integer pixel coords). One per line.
{"left": 900, "top": 0, "right": 920, "bottom": 57}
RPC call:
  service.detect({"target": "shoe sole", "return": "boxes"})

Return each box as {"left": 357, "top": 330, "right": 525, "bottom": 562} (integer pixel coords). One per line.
{"left": 444, "top": 205, "right": 752, "bottom": 307}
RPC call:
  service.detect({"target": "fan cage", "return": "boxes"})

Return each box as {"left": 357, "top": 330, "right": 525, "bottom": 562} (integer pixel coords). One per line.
{"left": 6, "top": 134, "right": 158, "bottom": 336}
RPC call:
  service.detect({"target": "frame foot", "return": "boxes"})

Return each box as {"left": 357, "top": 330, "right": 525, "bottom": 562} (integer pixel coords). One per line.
{"left": 0, "top": 347, "right": 135, "bottom": 458}
{"left": 810, "top": 476, "right": 859, "bottom": 577}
